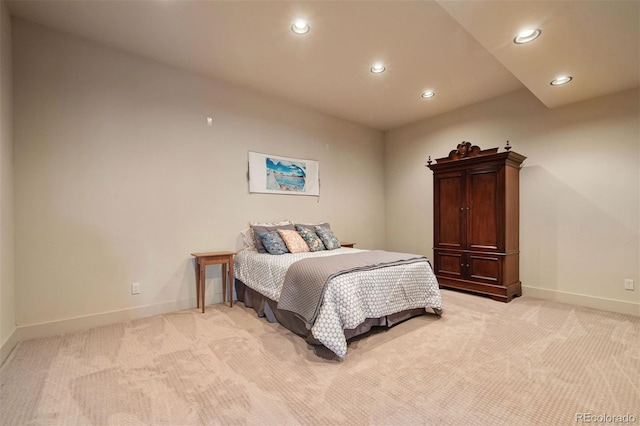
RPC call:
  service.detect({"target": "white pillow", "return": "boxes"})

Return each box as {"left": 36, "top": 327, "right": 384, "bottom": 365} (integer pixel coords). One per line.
{"left": 249, "top": 220, "right": 291, "bottom": 227}
{"left": 241, "top": 228, "right": 257, "bottom": 251}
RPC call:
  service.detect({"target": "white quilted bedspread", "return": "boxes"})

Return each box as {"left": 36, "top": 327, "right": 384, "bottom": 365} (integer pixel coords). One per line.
{"left": 234, "top": 248, "right": 442, "bottom": 359}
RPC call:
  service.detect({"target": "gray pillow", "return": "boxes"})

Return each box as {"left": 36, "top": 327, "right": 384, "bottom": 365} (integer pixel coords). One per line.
{"left": 294, "top": 222, "right": 330, "bottom": 232}
{"left": 251, "top": 224, "right": 296, "bottom": 253}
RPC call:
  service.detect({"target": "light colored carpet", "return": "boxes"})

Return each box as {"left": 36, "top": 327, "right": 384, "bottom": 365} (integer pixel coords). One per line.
{"left": 1, "top": 290, "right": 638, "bottom": 425}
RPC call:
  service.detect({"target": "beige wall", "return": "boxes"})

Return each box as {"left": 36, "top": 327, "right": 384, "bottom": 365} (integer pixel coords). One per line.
{"left": 0, "top": 1, "right": 16, "bottom": 362}
{"left": 12, "top": 19, "right": 385, "bottom": 331}
{"left": 385, "top": 88, "right": 640, "bottom": 315}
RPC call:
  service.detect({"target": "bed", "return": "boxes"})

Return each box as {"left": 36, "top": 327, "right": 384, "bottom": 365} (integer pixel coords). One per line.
{"left": 234, "top": 246, "right": 443, "bottom": 359}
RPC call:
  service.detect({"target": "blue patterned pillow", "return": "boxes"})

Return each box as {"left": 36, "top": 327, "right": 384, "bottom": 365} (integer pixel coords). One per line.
{"left": 251, "top": 223, "right": 295, "bottom": 253}
{"left": 258, "top": 231, "right": 289, "bottom": 255}
{"left": 296, "top": 225, "right": 326, "bottom": 252}
{"left": 315, "top": 226, "right": 340, "bottom": 250}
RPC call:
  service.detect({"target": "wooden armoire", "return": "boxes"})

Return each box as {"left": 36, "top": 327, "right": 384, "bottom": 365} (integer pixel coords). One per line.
{"left": 427, "top": 142, "right": 526, "bottom": 302}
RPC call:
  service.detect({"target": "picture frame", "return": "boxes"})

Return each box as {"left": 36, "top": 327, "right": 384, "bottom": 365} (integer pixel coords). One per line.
{"left": 248, "top": 151, "right": 319, "bottom": 196}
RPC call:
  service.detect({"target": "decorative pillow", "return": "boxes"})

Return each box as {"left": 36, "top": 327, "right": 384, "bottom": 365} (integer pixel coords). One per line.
{"left": 258, "top": 231, "right": 289, "bottom": 255}
{"left": 251, "top": 223, "right": 296, "bottom": 253}
{"left": 296, "top": 225, "right": 326, "bottom": 252}
{"left": 315, "top": 226, "right": 340, "bottom": 250}
{"left": 278, "top": 229, "right": 310, "bottom": 253}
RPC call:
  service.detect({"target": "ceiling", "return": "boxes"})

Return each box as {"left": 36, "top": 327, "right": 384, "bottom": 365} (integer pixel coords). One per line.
{"left": 7, "top": 0, "right": 640, "bottom": 131}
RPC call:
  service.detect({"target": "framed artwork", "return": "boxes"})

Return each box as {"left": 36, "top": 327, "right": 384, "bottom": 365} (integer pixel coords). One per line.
{"left": 248, "top": 151, "right": 319, "bottom": 196}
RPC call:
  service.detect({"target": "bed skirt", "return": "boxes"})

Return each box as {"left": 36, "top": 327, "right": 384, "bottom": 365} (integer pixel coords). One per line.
{"left": 234, "top": 279, "right": 428, "bottom": 346}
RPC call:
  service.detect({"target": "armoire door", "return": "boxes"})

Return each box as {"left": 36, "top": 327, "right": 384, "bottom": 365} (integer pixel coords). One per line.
{"left": 433, "top": 249, "right": 465, "bottom": 279}
{"left": 466, "top": 166, "right": 502, "bottom": 253}
{"left": 434, "top": 171, "right": 466, "bottom": 250}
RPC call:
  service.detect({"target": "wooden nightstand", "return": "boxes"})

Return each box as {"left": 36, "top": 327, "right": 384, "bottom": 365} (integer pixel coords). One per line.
{"left": 340, "top": 242, "right": 355, "bottom": 248}
{"left": 191, "top": 251, "right": 235, "bottom": 313}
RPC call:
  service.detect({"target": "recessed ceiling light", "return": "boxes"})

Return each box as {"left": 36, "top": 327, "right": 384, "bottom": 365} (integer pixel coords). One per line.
{"left": 291, "top": 19, "right": 310, "bottom": 35}
{"left": 550, "top": 76, "right": 573, "bottom": 86}
{"left": 421, "top": 91, "right": 435, "bottom": 98}
{"left": 370, "top": 63, "right": 385, "bottom": 74}
{"left": 514, "top": 28, "right": 541, "bottom": 44}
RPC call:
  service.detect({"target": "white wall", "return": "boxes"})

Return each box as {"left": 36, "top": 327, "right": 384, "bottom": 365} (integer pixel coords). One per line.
{"left": 0, "top": 1, "right": 16, "bottom": 364}
{"left": 385, "top": 88, "right": 639, "bottom": 315}
{"left": 12, "top": 19, "right": 386, "bottom": 335}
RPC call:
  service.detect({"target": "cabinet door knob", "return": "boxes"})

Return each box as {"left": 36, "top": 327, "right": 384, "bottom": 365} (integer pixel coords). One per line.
{"left": 466, "top": 264, "right": 470, "bottom": 267}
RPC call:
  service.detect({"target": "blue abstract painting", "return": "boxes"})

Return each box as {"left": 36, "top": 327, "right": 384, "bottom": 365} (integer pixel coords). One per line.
{"left": 265, "top": 157, "right": 306, "bottom": 192}
{"left": 248, "top": 151, "right": 319, "bottom": 196}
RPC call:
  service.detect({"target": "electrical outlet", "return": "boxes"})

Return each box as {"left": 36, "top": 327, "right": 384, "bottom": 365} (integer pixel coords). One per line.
{"left": 131, "top": 282, "right": 140, "bottom": 295}
{"left": 624, "top": 279, "right": 634, "bottom": 291}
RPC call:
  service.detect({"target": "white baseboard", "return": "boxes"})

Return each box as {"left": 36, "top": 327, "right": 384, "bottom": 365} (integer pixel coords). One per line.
{"left": 2, "top": 298, "right": 207, "bottom": 366}
{"left": 522, "top": 286, "right": 639, "bottom": 317}
{"left": 15, "top": 295, "right": 225, "bottom": 343}
{"left": 0, "top": 328, "right": 18, "bottom": 367}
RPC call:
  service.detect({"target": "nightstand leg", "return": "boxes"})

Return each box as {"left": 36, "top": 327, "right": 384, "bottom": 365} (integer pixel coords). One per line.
{"left": 222, "top": 263, "right": 227, "bottom": 304}
{"left": 229, "top": 259, "right": 234, "bottom": 307}
{"left": 195, "top": 260, "right": 200, "bottom": 309}
{"left": 200, "top": 263, "right": 206, "bottom": 313}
